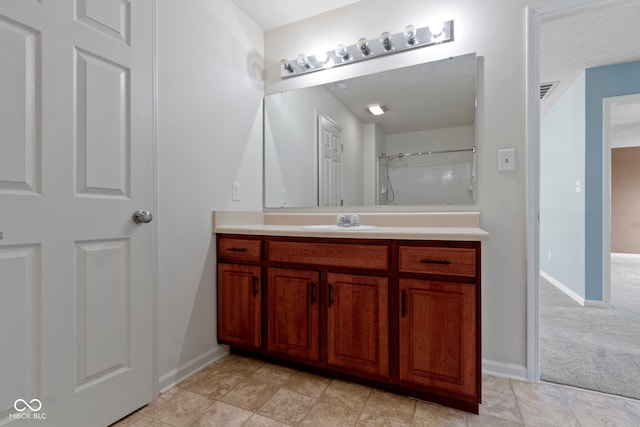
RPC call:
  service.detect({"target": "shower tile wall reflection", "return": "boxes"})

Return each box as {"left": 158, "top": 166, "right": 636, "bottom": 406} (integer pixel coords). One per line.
{"left": 380, "top": 151, "right": 475, "bottom": 205}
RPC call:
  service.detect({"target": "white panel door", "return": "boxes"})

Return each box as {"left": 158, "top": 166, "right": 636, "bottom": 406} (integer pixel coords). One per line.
{"left": 318, "top": 115, "right": 342, "bottom": 206}
{"left": 0, "top": 1, "right": 154, "bottom": 426}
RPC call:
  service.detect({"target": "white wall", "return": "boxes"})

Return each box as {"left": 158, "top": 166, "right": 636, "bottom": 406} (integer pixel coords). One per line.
{"left": 386, "top": 126, "right": 474, "bottom": 153}
{"left": 156, "top": 0, "right": 264, "bottom": 389}
{"left": 363, "top": 123, "right": 387, "bottom": 204}
{"left": 540, "top": 72, "right": 586, "bottom": 299}
{"left": 265, "top": 0, "right": 530, "bottom": 373}
{"left": 264, "top": 86, "right": 364, "bottom": 207}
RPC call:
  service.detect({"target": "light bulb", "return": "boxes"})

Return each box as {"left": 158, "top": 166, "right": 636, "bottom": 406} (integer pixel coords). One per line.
{"left": 380, "top": 31, "right": 393, "bottom": 51}
{"left": 314, "top": 50, "right": 328, "bottom": 64}
{"left": 280, "top": 59, "right": 294, "bottom": 73}
{"left": 428, "top": 21, "right": 445, "bottom": 38}
{"left": 335, "top": 44, "right": 351, "bottom": 61}
{"left": 296, "top": 53, "right": 311, "bottom": 69}
{"left": 403, "top": 25, "right": 418, "bottom": 45}
{"left": 357, "top": 38, "right": 371, "bottom": 56}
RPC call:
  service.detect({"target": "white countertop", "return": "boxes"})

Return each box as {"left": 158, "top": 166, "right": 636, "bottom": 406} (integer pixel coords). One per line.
{"left": 213, "top": 212, "right": 488, "bottom": 241}
{"left": 214, "top": 224, "right": 487, "bottom": 241}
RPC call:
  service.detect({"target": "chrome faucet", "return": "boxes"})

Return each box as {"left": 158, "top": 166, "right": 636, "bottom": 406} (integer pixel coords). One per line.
{"left": 336, "top": 214, "right": 359, "bottom": 227}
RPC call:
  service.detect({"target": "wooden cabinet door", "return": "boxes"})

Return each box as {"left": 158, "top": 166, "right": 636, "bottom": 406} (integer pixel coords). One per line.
{"left": 268, "top": 268, "right": 320, "bottom": 361}
{"left": 217, "top": 263, "right": 262, "bottom": 348}
{"left": 399, "top": 278, "right": 476, "bottom": 397}
{"left": 326, "top": 273, "right": 389, "bottom": 377}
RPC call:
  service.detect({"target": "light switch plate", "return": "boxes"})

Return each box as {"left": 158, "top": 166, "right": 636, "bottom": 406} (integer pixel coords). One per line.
{"left": 232, "top": 182, "right": 240, "bottom": 201}
{"left": 498, "top": 148, "right": 516, "bottom": 172}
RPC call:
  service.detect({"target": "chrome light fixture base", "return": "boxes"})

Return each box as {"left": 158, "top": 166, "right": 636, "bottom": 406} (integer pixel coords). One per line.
{"left": 280, "top": 20, "right": 454, "bottom": 78}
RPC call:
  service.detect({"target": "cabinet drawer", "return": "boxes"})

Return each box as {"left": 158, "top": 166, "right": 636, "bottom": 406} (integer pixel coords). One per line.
{"left": 399, "top": 246, "right": 476, "bottom": 277}
{"left": 218, "top": 237, "right": 262, "bottom": 261}
{"left": 269, "top": 241, "right": 388, "bottom": 270}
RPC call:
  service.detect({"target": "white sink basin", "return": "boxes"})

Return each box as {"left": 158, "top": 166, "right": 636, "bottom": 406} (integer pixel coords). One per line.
{"left": 300, "top": 224, "right": 379, "bottom": 231}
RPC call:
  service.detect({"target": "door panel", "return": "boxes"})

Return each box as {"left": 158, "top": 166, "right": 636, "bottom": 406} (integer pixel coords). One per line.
{"left": 0, "top": 246, "right": 41, "bottom": 421}
{"left": 326, "top": 273, "right": 389, "bottom": 377}
{"left": 0, "top": 15, "right": 40, "bottom": 195}
{"left": 75, "top": 49, "right": 130, "bottom": 197}
{"left": 0, "top": 0, "right": 154, "bottom": 425}
{"left": 267, "top": 268, "right": 320, "bottom": 361}
{"left": 75, "top": 239, "right": 131, "bottom": 389}
{"left": 218, "top": 264, "right": 262, "bottom": 348}
{"left": 76, "top": 0, "right": 130, "bottom": 44}
{"left": 399, "top": 279, "right": 476, "bottom": 397}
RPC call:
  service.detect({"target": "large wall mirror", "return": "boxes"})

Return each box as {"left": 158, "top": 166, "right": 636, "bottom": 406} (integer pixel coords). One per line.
{"left": 264, "top": 53, "right": 477, "bottom": 208}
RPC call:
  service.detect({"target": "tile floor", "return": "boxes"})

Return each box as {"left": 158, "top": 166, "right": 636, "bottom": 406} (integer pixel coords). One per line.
{"left": 111, "top": 354, "right": 640, "bottom": 427}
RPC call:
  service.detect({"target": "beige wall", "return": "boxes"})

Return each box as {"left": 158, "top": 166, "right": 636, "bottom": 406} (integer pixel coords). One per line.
{"left": 611, "top": 147, "right": 640, "bottom": 254}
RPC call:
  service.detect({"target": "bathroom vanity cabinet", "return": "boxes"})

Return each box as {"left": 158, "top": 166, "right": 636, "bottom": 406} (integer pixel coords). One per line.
{"left": 267, "top": 267, "right": 319, "bottom": 361}
{"left": 217, "top": 263, "right": 262, "bottom": 348}
{"left": 216, "top": 233, "right": 481, "bottom": 413}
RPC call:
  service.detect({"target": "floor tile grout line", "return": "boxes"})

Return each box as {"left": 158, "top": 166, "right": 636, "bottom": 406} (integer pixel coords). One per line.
{"left": 505, "top": 377, "right": 527, "bottom": 426}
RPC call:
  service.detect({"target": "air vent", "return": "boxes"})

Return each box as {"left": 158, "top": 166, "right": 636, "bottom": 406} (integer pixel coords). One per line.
{"left": 540, "top": 81, "right": 558, "bottom": 100}
{"left": 334, "top": 81, "right": 348, "bottom": 90}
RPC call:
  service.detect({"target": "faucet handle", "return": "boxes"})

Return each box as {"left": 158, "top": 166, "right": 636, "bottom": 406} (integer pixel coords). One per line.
{"left": 350, "top": 214, "right": 360, "bottom": 227}
{"left": 336, "top": 214, "right": 349, "bottom": 226}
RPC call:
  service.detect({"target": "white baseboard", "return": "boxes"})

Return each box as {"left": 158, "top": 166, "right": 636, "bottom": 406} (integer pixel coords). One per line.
{"left": 540, "top": 271, "right": 585, "bottom": 306}
{"left": 158, "top": 346, "right": 229, "bottom": 393}
{"left": 612, "top": 252, "right": 640, "bottom": 259}
{"left": 583, "top": 299, "right": 608, "bottom": 308}
{"left": 158, "top": 350, "right": 530, "bottom": 391}
{"left": 540, "top": 271, "right": 608, "bottom": 307}
{"left": 482, "top": 359, "right": 528, "bottom": 381}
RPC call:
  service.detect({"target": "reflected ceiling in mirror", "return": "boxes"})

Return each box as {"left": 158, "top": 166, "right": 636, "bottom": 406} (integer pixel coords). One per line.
{"left": 325, "top": 55, "right": 476, "bottom": 134}
{"left": 264, "top": 53, "right": 478, "bottom": 209}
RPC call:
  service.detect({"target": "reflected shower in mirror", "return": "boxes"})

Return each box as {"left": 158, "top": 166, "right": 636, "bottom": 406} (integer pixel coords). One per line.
{"left": 264, "top": 53, "right": 477, "bottom": 208}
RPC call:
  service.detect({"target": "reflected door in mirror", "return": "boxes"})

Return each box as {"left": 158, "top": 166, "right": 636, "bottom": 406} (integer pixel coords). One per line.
{"left": 318, "top": 115, "right": 343, "bottom": 206}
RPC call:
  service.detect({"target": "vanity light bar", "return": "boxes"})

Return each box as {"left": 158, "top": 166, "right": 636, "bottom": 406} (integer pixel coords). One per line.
{"left": 280, "top": 20, "right": 454, "bottom": 78}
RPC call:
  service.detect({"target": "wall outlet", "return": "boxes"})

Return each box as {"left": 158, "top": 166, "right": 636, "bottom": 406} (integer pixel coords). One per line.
{"left": 232, "top": 182, "right": 240, "bottom": 201}
{"left": 282, "top": 189, "right": 288, "bottom": 204}
{"left": 498, "top": 148, "right": 516, "bottom": 172}
{"left": 575, "top": 180, "right": 581, "bottom": 193}
{"left": 548, "top": 249, "right": 551, "bottom": 260}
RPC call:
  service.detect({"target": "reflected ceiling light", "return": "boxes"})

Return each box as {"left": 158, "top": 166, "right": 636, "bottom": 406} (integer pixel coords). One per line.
{"left": 380, "top": 31, "right": 394, "bottom": 51}
{"left": 368, "top": 104, "right": 389, "bottom": 115}
{"left": 403, "top": 25, "right": 418, "bottom": 46}
{"left": 357, "top": 38, "right": 371, "bottom": 56}
{"left": 279, "top": 20, "right": 454, "bottom": 78}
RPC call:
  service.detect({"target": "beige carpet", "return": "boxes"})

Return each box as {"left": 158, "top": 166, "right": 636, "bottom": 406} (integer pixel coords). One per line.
{"left": 540, "top": 254, "right": 640, "bottom": 400}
